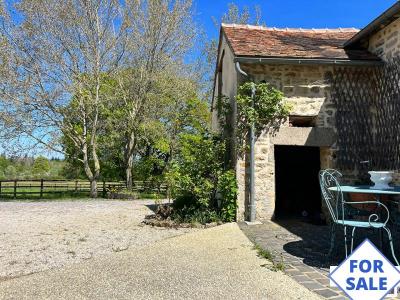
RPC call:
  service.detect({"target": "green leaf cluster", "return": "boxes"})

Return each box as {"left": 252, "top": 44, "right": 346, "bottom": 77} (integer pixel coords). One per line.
{"left": 236, "top": 82, "right": 292, "bottom": 152}
{"left": 166, "top": 130, "right": 238, "bottom": 223}
{"left": 217, "top": 170, "right": 238, "bottom": 222}
{"left": 170, "top": 131, "right": 225, "bottom": 208}
{"left": 32, "top": 156, "right": 50, "bottom": 176}
{"left": 0, "top": 155, "right": 64, "bottom": 179}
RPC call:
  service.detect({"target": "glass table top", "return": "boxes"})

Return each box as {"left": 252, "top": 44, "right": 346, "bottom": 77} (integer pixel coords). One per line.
{"left": 328, "top": 185, "right": 400, "bottom": 195}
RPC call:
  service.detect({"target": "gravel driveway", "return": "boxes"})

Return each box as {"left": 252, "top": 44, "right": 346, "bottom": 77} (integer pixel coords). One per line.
{"left": 0, "top": 223, "right": 321, "bottom": 300}
{"left": 0, "top": 200, "right": 194, "bottom": 280}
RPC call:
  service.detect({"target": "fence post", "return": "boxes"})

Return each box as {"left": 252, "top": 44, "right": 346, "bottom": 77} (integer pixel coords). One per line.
{"left": 75, "top": 180, "right": 78, "bottom": 193}
{"left": 13, "top": 180, "right": 17, "bottom": 199}
{"left": 0, "top": 180, "right": 2, "bottom": 198}
{"left": 40, "top": 179, "right": 44, "bottom": 199}
{"left": 102, "top": 180, "right": 106, "bottom": 198}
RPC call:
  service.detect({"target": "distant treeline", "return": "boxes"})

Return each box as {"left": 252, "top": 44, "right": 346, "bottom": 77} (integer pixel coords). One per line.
{"left": 0, "top": 155, "right": 65, "bottom": 180}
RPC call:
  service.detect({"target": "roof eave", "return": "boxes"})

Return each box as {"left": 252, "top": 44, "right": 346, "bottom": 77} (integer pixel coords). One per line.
{"left": 344, "top": 2, "right": 400, "bottom": 48}
{"left": 234, "top": 56, "right": 384, "bottom": 66}
{"left": 211, "top": 27, "right": 226, "bottom": 113}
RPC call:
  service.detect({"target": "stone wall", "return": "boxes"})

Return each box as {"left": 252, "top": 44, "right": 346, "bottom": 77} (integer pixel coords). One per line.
{"left": 368, "top": 17, "right": 400, "bottom": 188}
{"left": 369, "top": 18, "right": 400, "bottom": 61}
{"left": 360, "top": 14, "right": 400, "bottom": 197}
{"left": 241, "top": 64, "right": 335, "bottom": 125}
{"left": 235, "top": 64, "right": 337, "bottom": 221}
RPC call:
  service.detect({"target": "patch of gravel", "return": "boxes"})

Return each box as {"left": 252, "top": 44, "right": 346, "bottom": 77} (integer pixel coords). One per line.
{"left": 0, "top": 200, "right": 196, "bottom": 280}
{"left": 0, "top": 223, "right": 321, "bottom": 300}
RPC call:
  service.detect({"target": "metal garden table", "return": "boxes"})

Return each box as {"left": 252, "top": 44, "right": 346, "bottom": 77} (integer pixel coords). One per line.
{"left": 332, "top": 185, "right": 400, "bottom": 196}
{"left": 328, "top": 185, "right": 400, "bottom": 249}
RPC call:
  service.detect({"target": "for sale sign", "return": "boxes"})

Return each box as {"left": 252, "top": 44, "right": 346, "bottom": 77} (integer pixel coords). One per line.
{"left": 330, "top": 239, "right": 400, "bottom": 300}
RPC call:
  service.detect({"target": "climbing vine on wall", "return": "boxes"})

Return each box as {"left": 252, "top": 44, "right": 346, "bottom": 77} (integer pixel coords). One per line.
{"left": 218, "top": 82, "right": 292, "bottom": 156}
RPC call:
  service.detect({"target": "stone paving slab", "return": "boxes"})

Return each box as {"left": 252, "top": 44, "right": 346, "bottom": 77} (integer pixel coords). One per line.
{"left": 239, "top": 220, "right": 347, "bottom": 299}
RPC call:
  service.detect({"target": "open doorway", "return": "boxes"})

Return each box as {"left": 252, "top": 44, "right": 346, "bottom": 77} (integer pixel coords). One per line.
{"left": 274, "top": 145, "right": 322, "bottom": 223}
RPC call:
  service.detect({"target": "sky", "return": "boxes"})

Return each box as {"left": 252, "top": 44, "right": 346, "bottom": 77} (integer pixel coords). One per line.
{"left": 4, "top": 0, "right": 398, "bottom": 158}
{"left": 197, "top": 0, "right": 397, "bottom": 40}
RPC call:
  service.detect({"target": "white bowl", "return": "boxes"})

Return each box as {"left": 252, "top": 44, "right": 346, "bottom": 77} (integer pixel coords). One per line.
{"left": 368, "top": 171, "right": 394, "bottom": 189}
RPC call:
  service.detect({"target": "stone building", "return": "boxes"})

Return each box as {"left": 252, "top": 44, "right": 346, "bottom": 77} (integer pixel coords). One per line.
{"left": 212, "top": 2, "right": 400, "bottom": 221}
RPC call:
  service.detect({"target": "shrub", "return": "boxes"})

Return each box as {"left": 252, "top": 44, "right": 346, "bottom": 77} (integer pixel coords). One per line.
{"left": 165, "top": 130, "right": 240, "bottom": 224}
{"left": 166, "top": 82, "right": 290, "bottom": 225}
{"left": 217, "top": 170, "right": 238, "bottom": 222}
{"left": 173, "top": 194, "right": 200, "bottom": 210}
{"left": 171, "top": 206, "right": 221, "bottom": 224}
{"left": 168, "top": 131, "right": 225, "bottom": 209}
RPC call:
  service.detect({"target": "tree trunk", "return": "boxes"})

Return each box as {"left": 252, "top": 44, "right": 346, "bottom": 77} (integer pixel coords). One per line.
{"left": 126, "top": 165, "right": 133, "bottom": 190}
{"left": 90, "top": 179, "right": 98, "bottom": 198}
{"left": 125, "top": 131, "right": 136, "bottom": 190}
{"left": 82, "top": 144, "right": 98, "bottom": 199}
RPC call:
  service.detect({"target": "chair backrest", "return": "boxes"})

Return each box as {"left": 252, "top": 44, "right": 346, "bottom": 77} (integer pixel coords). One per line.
{"left": 319, "top": 169, "right": 344, "bottom": 223}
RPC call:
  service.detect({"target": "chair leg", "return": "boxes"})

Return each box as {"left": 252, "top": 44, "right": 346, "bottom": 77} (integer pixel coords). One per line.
{"left": 344, "top": 226, "right": 348, "bottom": 258}
{"left": 328, "top": 223, "right": 337, "bottom": 259}
{"left": 351, "top": 227, "right": 356, "bottom": 253}
{"left": 383, "top": 227, "right": 400, "bottom": 266}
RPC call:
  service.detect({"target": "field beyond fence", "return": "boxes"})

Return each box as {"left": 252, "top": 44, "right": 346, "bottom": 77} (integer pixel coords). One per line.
{"left": 0, "top": 179, "right": 167, "bottom": 199}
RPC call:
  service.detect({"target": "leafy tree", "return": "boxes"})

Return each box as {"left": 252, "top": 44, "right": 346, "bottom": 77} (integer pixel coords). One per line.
{"left": 112, "top": 0, "right": 198, "bottom": 190}
{"left": 5, "top": 165, "right": 16, "bottom": 179}
{"left": 0, "top": 0, "right": 130, "bottom": 197}
{"left": 214, "top": 3, "right": 263, "bottom": 26}
{"left": 0, "top": 154, "right": 8, "bottom": 172}
{"left": 60, "top": 72, "right": 210, "bottom": 186}
{"left": 32, "top": 156, "right": 51, "bottom": 177}
{"left": 132, "top": 94, "right": 211, "bottom": 185}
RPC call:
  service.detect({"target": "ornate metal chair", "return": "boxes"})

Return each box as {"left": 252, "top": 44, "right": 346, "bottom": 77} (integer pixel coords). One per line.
{"left": 319, "top": 169, "right": 399, "bottom": 265}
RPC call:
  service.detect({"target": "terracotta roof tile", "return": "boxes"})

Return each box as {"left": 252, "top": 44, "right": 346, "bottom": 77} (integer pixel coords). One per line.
{"left": 222, "top": 24, "right": 380, "bottom": 61}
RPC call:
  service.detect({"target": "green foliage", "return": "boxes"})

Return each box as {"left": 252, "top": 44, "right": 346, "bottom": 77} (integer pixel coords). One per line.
{"left": 217, "top": 170, "right": 238, "bottom": 222}
{"left": 253, "top": 244, "right": 286, "bottom": 272}
{"left": 0, "top": 155, "right": 65, "bottom": 180}
{"left": 60, "top": 74, "right": 211, "bottom": 185}
{"left": 171, "top": 132, "right": 225, "bottom": 207}
{"left": 236, "top": 82, "right": 292, "bottom": 152}
{"left": 167, "top": 130, "right": 239, "bottom": 223}
{"left": 0, "top": 155, "right": 9, "bottom": 171}
{"left": 5, "top": 165, "right": 16, "bottom": 179}
{"left": 172, "top": 194, "right": 199, "bottom": 210}
{"left": 272, "top": 261, "right": 286, "bottom": 272}
{"left": 60, "top": 74, "right": 126, "bottom": 181}
{"left": 253, "top": 244, "right": 274, "bottom": 260}
{"left": 154, "top": 92, "right": 239, "bottom": 224}
{"left": 171, "top": 206, "right": 222, "bottom": 225}
{"left": 237, "top": 82, "right": 292, "bottom": 131}
{"left": 32, "top": 156, "right": 50, "bottom": 176}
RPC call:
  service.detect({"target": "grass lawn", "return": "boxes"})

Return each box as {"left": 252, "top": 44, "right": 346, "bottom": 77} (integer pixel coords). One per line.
{"left": 0, "top": 180, "right": 166, "bottom": 201}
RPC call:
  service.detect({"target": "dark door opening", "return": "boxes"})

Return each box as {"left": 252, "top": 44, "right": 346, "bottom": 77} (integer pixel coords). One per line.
{"left": 274, "top": 145, "right": 322, "bottom": 222}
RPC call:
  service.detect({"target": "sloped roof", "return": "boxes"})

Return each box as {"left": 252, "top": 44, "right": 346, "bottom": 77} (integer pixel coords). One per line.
{"left": 345, "top": 1, "right": 400, "bottom": 47}
{"left": 222, "top": 24, "right": 380, "bottom": 61}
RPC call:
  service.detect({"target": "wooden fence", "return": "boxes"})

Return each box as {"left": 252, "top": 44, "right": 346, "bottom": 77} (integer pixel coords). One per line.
{"left": 0, "top": 179, "right": 167, "bottom": 199}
